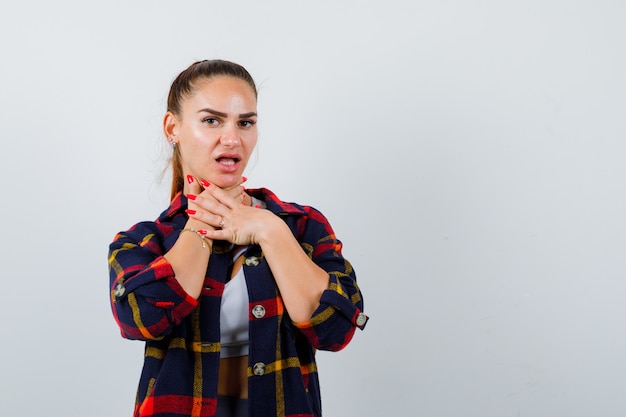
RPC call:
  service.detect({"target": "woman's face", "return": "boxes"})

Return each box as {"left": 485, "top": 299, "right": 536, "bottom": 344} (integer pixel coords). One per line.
{"left": 168, "top": 76, "right": 258, "bottom": 191}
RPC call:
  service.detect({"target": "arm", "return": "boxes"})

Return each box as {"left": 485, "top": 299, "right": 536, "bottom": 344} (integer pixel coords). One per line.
{"left": 256, "top": 214, "right": 330, "bottom": 323}
{"left": 109, "top": 178, "right": 228, "bottom": 340}
{"left": 108, "top": 222, "right": 200, "bottom": 341}
{"left": 188, "top": 185, "right": 368, "bottom": 351}
{"left": 284, "top": 207, "right": 367, "bottom": 351}
{"left": 162, "top": 176, "right": 214, "bottom": 298}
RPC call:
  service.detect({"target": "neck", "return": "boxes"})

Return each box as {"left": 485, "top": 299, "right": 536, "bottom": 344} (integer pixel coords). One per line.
{"left": 242, "top": 191, "right": 252, "bottom": 206}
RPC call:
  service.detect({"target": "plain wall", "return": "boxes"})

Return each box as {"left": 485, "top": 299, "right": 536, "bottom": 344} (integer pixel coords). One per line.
{"left": 1, "top": 1, "right": 625, "bottom": 416}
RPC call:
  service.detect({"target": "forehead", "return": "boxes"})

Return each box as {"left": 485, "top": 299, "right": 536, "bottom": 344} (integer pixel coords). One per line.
{"left": 187, "top": 76, "right": 257, "bottom": 106}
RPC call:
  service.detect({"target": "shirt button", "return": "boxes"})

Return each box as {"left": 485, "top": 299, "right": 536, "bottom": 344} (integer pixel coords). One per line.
{"left": 356, "top": 312, "right": 367, "bottom": 327}
{"left": 252, "top": 305, "right": 266, "bottom": 319}
{"left": 113, "top": 283, "right": 126, "bottom": 298}
{"left": 244, "top": 256, "right": 260, "bottom": 267}
{"left": 253, "top": 362, "right": 266, "bottom": 376}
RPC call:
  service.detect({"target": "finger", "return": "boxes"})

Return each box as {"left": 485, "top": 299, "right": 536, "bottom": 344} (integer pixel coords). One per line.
{"left": 186, "top": 206, "right": 226, "bottom": 228}
{"left": 202, "top": 182, "right": 240, "bottom": 209}
{"left": 200, "top": 228, "right": 229, "bottom": 243}
{"left": 184, "top": 188, "right": 228, "bottom": 226}
{"left": 192, "top": 187, "right": 230, "bottom": 218}
{"left": 185, "top": 174, "right": 202, "bottom": 200}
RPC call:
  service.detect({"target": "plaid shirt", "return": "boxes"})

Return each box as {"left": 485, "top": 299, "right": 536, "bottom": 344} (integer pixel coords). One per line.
{"left": 108, "top": 188, "right": 367, "bottom": 417}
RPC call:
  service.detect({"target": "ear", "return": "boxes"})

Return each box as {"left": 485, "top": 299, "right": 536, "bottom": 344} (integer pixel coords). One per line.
{"left": 163, "top": 111, "right": 179, "bottom": 142}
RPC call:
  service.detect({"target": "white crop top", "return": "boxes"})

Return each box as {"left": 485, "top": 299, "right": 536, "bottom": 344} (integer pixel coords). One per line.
{"left": 220, "top": 246, "right": 250, "bottom": 358}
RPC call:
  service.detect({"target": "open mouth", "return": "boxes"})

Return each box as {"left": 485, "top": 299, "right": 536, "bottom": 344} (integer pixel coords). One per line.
{"left": 216, "top": 157, "right": 240, "bottom": 166}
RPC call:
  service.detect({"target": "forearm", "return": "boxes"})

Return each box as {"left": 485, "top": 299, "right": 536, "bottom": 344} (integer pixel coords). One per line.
{"left": 257, "top": 218, "right": 329, "bottom": 322}
{"left": 109, "top": 240, "right": 199, "bottom": 340}
{"left": 164, "top": 219, "right": 213, "bottom": 298}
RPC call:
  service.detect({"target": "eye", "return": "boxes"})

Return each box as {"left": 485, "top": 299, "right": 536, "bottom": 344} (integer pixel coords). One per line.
{"left": 202, "top": 117, "right": 220, "bottom": 125}
{"left": 239, "top": 120, "right": 256, "bottom": 128}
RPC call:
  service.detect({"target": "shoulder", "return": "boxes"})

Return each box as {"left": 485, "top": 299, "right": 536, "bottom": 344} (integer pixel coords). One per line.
{"left": 111, "top": 193, "right": 187, "bottom": 247}
{"left": 251, "top": 187, "right": 305, "bottom": 214}
{"left": 250, "top": 188, "right": 328, "bottom": 220}
{"left": 250, "top": 188, "right": 334, "bottom": 239}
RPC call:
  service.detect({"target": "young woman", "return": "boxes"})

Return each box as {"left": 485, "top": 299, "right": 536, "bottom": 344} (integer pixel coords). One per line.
{"left": 108, "top": 59, "right": 367, "bottom": 417}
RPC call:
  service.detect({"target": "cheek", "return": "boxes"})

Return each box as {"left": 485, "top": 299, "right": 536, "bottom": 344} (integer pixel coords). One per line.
{"left": 187, "top": 129, "right": 219, "bottom": 149}
{"left": 245, "top": 133, "right": 258, "bottom": 149}
{"left": 244, "top": 140, "right": 258, "bottom": 159}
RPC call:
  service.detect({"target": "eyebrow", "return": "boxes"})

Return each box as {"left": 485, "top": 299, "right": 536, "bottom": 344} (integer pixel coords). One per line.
{"left": 198, "top": 108, "right": 257, "bottom": 118}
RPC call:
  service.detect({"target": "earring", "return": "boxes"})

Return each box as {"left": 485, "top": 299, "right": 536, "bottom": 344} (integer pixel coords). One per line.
{"left": 167, "top": 137, "right": 176, "bottom": 148}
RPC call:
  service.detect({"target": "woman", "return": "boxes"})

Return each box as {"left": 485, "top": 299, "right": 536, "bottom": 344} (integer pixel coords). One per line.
{"left": 108, "top": 59, "right": 367, "bottom": 417}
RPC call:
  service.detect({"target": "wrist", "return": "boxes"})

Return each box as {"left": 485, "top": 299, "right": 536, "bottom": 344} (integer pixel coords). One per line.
{"left": 180, "top": 228, "right": 212, "bottom": 250}
{"left": 256, "top": 214, "right": 290, "bottom": 247}
{"left": 184, "top": 219, "right": 214, "bottom": 249}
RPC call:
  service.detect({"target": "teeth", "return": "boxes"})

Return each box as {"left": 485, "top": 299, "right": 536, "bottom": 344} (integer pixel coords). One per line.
{"left": 219, "top": 159, "right": 235, "bottom": 166}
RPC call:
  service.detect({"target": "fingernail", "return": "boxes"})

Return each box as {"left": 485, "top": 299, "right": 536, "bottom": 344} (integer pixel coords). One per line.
{"left": 242, "top": 176, "right": 248, "bottom": 183}
{"left": 197, "top": 229, "right": 208, "bottom": 235}
{"left": 186, "top": 175, "right": 195, "bottom": 184}
{"left": 254, "top": 204, "right": 261, "bottom": 209}
{"left": 185, "top": 194, "right": 197, "bottom": 201}
{"left": 185, "top": 209, "right": 196, "bottom": 215}
{"left": 201, "top": 180, "right": 210, "bottom": 188}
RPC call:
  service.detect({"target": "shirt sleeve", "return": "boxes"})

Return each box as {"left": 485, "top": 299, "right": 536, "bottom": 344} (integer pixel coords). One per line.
{"left": 108, "top": 222, "right": 198, "bottom": 341}
{"left": 291, "top": 208, "right": 368, "bottom": 351}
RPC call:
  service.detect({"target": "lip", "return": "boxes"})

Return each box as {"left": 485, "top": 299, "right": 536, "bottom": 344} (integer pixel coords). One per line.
{"left": 214, "top": 152, "right": 242, "bottom": 173}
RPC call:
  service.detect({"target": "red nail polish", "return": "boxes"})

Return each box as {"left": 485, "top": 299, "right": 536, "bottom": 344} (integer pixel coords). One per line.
{"left": 201, "top": 180, "right": 210, "bottom": 188}
{"left": 186, "top": 175, "right": 194, "bottom": 184}
{"left": 254, "top": 204, "right": 261, "bottom": 209}
{"left": 242, "top": 176, "right": 248, "bottom": 183}
{"left": 185, "top": 209, "right": 196, "bottom": 215}
{"left": 185, "top": 194, "right": 197, "bottom": 201}
{"left": 197, "top": 229, "right": 208, "bottom": 235}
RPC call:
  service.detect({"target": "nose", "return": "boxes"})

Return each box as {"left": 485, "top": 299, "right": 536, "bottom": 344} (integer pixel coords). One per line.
{"left": 220, "top": 124, "right": 240, "bottom": 147}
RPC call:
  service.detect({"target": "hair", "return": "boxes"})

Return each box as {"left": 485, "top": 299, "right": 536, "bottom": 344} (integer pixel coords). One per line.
{"left": 166, "top": 59, "right": 258, "bottom": 200}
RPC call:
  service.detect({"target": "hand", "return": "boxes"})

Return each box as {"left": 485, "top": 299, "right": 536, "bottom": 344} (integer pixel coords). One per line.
{"left": 183, "top": 174, "right": 215, "bottom": 232}
{"left": 185, "top": 177, "right": 272, "bottom": 246}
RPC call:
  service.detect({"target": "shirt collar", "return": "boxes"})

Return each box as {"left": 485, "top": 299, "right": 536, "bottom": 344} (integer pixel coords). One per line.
{"left": 160, "top": 188, "right": 307, "bottom": 221}
{"left": 161, "top": 191, "right": 186, "bottom": 221}
{"left": 248, "top": 188, "right": 308, "bottom": 217}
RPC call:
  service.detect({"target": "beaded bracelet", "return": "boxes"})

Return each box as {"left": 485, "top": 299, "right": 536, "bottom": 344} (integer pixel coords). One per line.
{"left": 180, "top": 227, "right": 210, "bottom": 250}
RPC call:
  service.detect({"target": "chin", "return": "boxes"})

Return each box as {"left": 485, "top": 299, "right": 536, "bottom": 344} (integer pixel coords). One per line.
{"left": 212, "top": 175, "right": 241, "bottom": 190}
